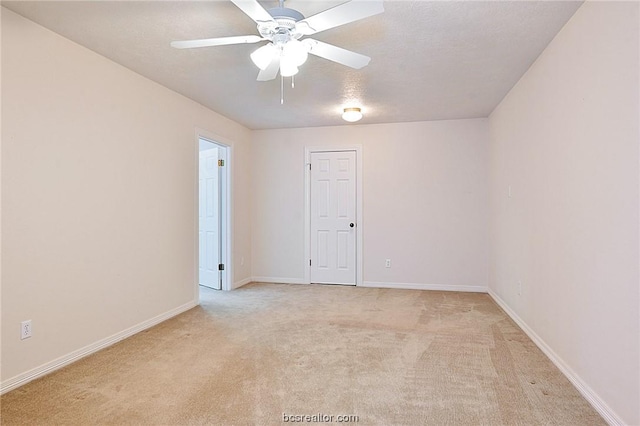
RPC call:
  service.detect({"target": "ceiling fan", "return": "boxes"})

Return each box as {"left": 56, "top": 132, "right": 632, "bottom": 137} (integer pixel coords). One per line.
{"left": 171, "top": 0, "right": 384, "bottom": 81}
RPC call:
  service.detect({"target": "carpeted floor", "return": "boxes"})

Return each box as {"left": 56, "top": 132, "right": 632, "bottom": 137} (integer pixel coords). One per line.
{"left": 1, "top": 283, "right": 604, "bottom": 425}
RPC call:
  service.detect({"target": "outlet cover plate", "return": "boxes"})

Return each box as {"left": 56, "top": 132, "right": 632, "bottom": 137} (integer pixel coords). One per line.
{"left": 21, "top": 320, "right": 32, "bottom": 340}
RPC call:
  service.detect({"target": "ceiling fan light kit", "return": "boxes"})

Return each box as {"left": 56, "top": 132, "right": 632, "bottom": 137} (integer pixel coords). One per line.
{"left": 171, "top": 0, "right": 384, "bottom": 82}
{"left": 342, "top": 107, "right": 363, "bottom": 122}
{"left": 279, "top": 55, "right": 299, "bottom": 77}
{"left": 250, "top": 43, "right": 276, "bottom": 70}
{"left": 282, "top": 39, "right": 308, "bottom": 66}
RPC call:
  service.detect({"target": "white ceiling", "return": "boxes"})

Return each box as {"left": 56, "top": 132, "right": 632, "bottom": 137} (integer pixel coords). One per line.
{"left": 2, "top": 1, "right": 582, "bottom": 130}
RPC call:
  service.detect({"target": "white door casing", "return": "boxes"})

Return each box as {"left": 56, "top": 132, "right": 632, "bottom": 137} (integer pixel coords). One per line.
{"left": 199, "top": 147, "right": 221, "bottom": 290}
{"left": 310, "top": 151, "right": 357, "bottom": 285}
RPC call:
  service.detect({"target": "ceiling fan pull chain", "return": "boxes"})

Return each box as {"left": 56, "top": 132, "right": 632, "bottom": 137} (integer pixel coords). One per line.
{"left": 280, "top": 74, "right": 284, "bottom": 105}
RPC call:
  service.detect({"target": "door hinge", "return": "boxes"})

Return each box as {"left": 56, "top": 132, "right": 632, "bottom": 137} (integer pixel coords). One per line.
{"left": 309, "top": 259, "right": 311, "bottom": 266}
{"left": 218, "top": 263, "right": 225, "bottom": 271}
{"left": 308, "top": 163, "right": 311, "bottom": 170}
{"left": 218, "top": 159, "right": 225, "bottom": 167}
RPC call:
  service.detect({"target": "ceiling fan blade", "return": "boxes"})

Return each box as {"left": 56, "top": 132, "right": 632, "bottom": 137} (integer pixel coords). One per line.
{"left": 305, "top": 39, "right": 371, "bottom": 69}
{"left": 296, "top": 0, "right": 384, "bottom": 36}
{"left": 257, "top": 56, "right": 280, "bottom": 81}
{"left": 231, "top": 0, "right": 276, "bottom": 24}
{"left": 171, "top": 35, "right": 263, "bottom": 49}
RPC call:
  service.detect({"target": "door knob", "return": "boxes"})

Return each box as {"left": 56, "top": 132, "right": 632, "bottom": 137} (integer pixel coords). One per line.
{"left": 349, "top": 223, "right": 355, "bottom": 228}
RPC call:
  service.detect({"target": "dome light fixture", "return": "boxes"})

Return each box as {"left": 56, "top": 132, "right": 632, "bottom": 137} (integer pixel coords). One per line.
{"left": 342, "top": 107, "right": 363, "bottom": 122}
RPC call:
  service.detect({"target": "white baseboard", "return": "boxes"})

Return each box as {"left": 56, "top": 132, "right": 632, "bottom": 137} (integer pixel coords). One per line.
{"left": 488, "top": 289, "right": 623, "bottom": 426}
{"left": 249, "top": 279, "right": 487, "bottom": 293}
{"left": 251, "top": 276, "right": 308, "bottom": 285}
{"left": 0, "top": 300, "right": 197, "bottom": 395}
{"left": 232, "top": 277, "right": 252, "bottom": 289}
{"left": 361, "top": 281, "right": 487, "bottom": 293}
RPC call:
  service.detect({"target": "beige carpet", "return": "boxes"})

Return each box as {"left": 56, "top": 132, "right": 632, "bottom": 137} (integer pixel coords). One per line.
{"left": 1, "top": 283, "right": 604, "bottom": 425}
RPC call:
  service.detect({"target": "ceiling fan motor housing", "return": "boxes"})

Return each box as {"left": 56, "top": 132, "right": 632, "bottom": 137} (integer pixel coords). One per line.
{"left": 268, "top": 7, "right": 304, "bottom": 22}
{"left": 258, "top": 7, "right": 305, "bottom": 40}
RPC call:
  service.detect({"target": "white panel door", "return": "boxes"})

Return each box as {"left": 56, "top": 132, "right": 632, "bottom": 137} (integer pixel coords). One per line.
{"left": 199, "top": 148, "right": 221, "bottom": 290}
{"left": 310, "top": 151, "right": 357, "bottom": 285}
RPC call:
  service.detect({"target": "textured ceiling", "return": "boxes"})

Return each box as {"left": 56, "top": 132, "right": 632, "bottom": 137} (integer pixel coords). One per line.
{"left": 2, "top": 1, "right": 582, "bottom": 129}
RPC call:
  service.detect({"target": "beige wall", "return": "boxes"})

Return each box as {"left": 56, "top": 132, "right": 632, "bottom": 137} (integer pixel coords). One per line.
{"left": 252, "top": 119, "right": 489, "bottom": 290}
{"left": 488, "top": 2, "right": 639, "bottom": 424}
{"left": 1, "top": 9, "right": 252, "bottom": 383}
{"left": 3, "top": 2, "right": 639, "bottom": 422}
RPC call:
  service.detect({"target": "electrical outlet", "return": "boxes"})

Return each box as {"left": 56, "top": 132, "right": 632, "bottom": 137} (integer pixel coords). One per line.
{"left": 385, "top": 259, "right": 391, "bottom": 268}
{"left": 21, "top": 320, "right": 32, "bottom": 340}
{"left": 241, "top": 257, "right": 245, "bottom": 266}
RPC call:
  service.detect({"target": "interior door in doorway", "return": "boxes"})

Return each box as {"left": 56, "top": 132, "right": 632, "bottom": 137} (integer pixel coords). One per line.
{"left": 199, "top": 147, "right": 221, "bottom": 290}
{"left": 310, "top": 151, "right": 357, "bottom": 285}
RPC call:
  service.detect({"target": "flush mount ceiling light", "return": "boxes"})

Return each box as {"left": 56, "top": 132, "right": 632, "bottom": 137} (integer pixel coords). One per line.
{"left": 342, "top": 107, "right": 363, "bottom": 122}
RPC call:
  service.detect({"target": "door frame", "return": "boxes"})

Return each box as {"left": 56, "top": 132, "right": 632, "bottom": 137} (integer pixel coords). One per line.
{"left": 304, "top": 145, "right": 363, "bottom": 286}
{"left": 194, "top": 128, "right": 233, "bottom": 298}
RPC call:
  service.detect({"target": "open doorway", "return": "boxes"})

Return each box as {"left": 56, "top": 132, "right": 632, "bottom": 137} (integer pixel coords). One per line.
{"left": 198, "top": 137, "right": 228, "bottom": 292}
